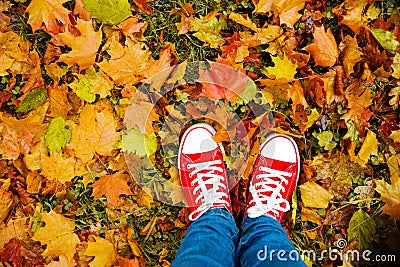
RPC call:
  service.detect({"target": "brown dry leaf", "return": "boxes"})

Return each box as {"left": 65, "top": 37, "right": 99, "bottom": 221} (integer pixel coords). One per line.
{"left": 85, "top": 236, "right": 117, "bottom": 267}
{"left": 133, "top": 0, "right": 152, "bottom": 15}
{"left": 99, "top": 37, "right": 151, "bottom": 85}
{"left": 92, "top": 173, "right": 133, "bottom": 206}
{"left": 26, "top": 0, "right": 71, "bottom": 33}
{"left": 32, "top": 210, "right": 81, "bottom": 261}
{"left": 0, "top": 187, "right": 15, "bottom": 224}
{"left": 299, "top": 181, "right": 334, "bottom": 209}
{"left": 26, "top": 171, "right": 43, "bottom": 194}
{"left": 333, "top": 0, "right": 368, "bottom": 34}
{"left": 375, "top": 154, "right": 400, "bottom": 221}
{"left": 287, "top": 80, "right": 309, "bottom": 111}
{"left": 0, "top": 125, "right": 20, "bottom": 160}
{"left": 48, "top": 83, "right": 72, "bottom": 118}
{"left": 56, "top": 18, "right": 102, "bottom": 69}
{"left": 68, "top": 102, "right": 120, "bottom": 163}
{"left": 304, "top": 25, "right": 338, "bottom": 67}
{"left": 339, "top": 35, "right": 363, "bottom": 77}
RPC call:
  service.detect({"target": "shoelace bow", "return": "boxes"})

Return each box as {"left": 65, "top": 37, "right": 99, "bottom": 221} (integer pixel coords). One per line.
{"left": 186, "top": 160, "right": 229, "bottom": 221}
{"left": 248, "top": 166, "right": 291, "bottom": 218}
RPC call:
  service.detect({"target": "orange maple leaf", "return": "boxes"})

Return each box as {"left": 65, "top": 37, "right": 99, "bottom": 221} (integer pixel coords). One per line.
{"left": 124, "top": 101, "right": 159, "bottom": 134}
{"left": 48, "top": 84, "right": 72, "bottom": 119}
{"left": 56, "top": 18, "right": 102, "bottom": 69}
{"left": 333, "top": 0, "right": 368, "bottom": 34}
{"left": 98, "top": 37, "right": 151, "bottom": 85}
{"left": 339, "top": 35, "right": 363, "bottom": 77}
{"left": 92, "top": 173, "right": 133, "bottom": 206}
{"left": 287, "top": 80, "right": 309, "bottom": 111}
{"left": 304, "top": 25, "right": 339, "bottom": 67}
{"left": 26, "top": 0, "right": 71, "bottom": 34}
{"left": 133, "top": 0, "right": 152, "bottom": 15}
{"left": 68, "top": 102, "right": 120, "bottom": 163}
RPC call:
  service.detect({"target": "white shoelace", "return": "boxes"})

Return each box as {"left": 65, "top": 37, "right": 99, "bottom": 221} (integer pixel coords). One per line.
{"left": 187, "top": 160, "right": 229, "bottom": 221}
{"left": 247, "top": 166, "right": 291, "bottom": 218}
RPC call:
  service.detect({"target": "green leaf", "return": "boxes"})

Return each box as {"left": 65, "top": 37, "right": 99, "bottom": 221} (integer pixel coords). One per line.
{"left": 239, "top": 79, "right": 257, "bottom": 104}
{"left": 16, "top": 87, "right": 47, "bottom": 113}
{"left": 122, "top": 127, "right": 157, "bottom": 157}
{"left": 69, "top": 75, "right": 96, "bottom": 103}
{"left": 348, "top": 209, "right": 377, "bottom": 250}
{"left": 44, "top": 117, "right": 73, "bottom": 155}
{"left": 82, "top": 0, "right": 132, "bottom": 26}
{"left": 314, "top": 131, "right": 337, "bottom": 150}
{"left": 190, "top": 14, "right": 227, "bottom": 48}
{"left": 370, "top": 29, "right": 400, "bottom": 51}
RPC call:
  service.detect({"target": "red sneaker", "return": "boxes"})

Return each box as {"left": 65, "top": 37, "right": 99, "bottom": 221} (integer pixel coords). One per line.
{"left": 178, "top": 123, "right": 232, "bottom": 221}
{"left": 247, "top": 133, "right": 300, "bottom": 222}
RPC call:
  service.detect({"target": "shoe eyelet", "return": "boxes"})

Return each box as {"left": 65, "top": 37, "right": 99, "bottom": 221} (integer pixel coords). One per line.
{"left": 189, "top": 173, "right": 192, "bottom": 178}
{"left": 258, "top": 166, "right": 262, "bottom": 171}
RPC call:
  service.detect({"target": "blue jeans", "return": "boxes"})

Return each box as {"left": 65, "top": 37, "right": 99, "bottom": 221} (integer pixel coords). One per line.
{"left": 172, "top": 208, "right": 307, "bottom": 267}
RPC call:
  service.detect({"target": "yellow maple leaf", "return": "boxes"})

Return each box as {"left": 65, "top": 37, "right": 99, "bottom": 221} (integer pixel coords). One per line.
{"left": 304, "top": 25, "right": 339, "bottom": 67}
{"left": 375, "top": 154, "right": 400, "bottom": 221}
{"left": 32, "top": 210, "right": 81, "bottom": 261}
{"left": 68, "top": 102, "right": 120, "bottom": 163}
{"left": 357, "top": 130, "right": 378, "bottom": 166}
{"left": 57, "top": 18, "right": 102, "bottom": 69}
{"left": 389, "top": 129, "right": 400, "bottom": 143}
{"left": 299, "top": 181, "right": 334, "bottom": 209}
{"left": 26, "top": 0, "right": 71, "bottom": 33}
{"left": 265, "top": 53, "right": 298, "bottom": 81}
{"left": 99, "top": 37, "right": 151, "bottom": 85}
{"left": 85, "top": 236, "right": 117, "bottom": 267}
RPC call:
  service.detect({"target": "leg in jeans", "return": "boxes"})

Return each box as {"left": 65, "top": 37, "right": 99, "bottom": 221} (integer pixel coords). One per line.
{"left": 172, "top": 208, "right": 238, "bottom": 267}
{"left": 237, "top": 215, "right": 306, "bottom": 267}
{"left": 173, "top": 123, "right": 237, "bottom": 266}
{"left": 237, "top": 133, "right": 306, "bottom": 267}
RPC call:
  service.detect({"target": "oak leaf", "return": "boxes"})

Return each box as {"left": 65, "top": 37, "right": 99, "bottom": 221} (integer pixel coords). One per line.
{"left": 57, "top": 18, "right": 102, "bottom": 69}
{"left": 32, "top": 211, "right": 81, "bottom": 261}
{"left": 26, "top": 0, "right": 71, "bottom": 33}
{"left": 299, "top": 181, "right": 334, "bottom": 208}
{"left": 99, "top": 37, "right": 151, "bottom": 85}
{"left": 375, "top": 154, "right": 400, "bottom": 221}
{"left": 68, "top": 102, "right": 120, "bottom": 163}
{"left": 92, "top": 173, "right": 133, "bottom": 206}
{"left": 304, "top": 26, "right": 338, "bottom": 67}
{"left": 85, "top": 236, "right": 117, "bottom": 267}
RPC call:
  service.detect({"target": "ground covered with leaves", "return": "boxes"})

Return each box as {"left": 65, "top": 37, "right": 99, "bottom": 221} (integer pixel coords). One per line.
{"left": 0, "top": 0, "right": 400, "bottom": 266}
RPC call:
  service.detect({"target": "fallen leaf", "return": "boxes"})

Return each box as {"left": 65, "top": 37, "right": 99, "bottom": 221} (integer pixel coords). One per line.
{"left": 388, "top": 82, "right": 400, "bottom": 109}
{"left": 68, "top": 102, "right": 120, "bottom": 163}
{"left": 0, "top": 238, "right": 44, "bottom": 266}
{"left": 82, "top": 0, "right": 132, "bottom": 25}
{"left": 370, "top": 28, "right": 400, "bottom": 52}
{"left": 299, "top": 181, "right": 334, "bottom": 208}
{"left": 375, "top": 154, "right": 400, "bottom": 221}
{"left": 190, "top": 11, "right": 227, "bottom": 48}
{"left": 56, "top": 18, "right": 102, "bottom": 69}
{"left": 301, "top": 208, "right": 323, "bottom": 224}
{"left": 357, "top": 130, "right": 378, "bottom": 166}
{"left": 16, "top": 87, "right": 47, "bottom": 113}
{"left": 124, "top": 101, "right": 159, "bottom": 134}
{"left": 84, "top": 236, "right": 117, "bottom": 267}
{"left": 229, "top": 13, "right": 258, "bottom": 31}
{"left": 348, "top": 209, "right": 377, "bottom": 250}
{"left": 392, "top": 53, "right": 400, "bottom": 79}
{"left": 74, "top": 0, "right": 92, "bottom": 20}
{"left": 333, "top": 0, "right": 368, "bottom": 34}
{"left": 44, "top": 117, "right": 72, "bottom": 155}
{"left": 99, "top": 37, "right": 151, "bottom": 85}
{"left": 0, "top": 217, "right": 29, "bottom": 249}
{"left": 304, "top": 25, "right": 338, "bottom": 67}
{"left": 26, "top": 0, "right": 71, "bottom": 33}
{"left": 48, "top": 84, "right": 72, "bottom": 118}
{"left": 339, "top": 35, "right": 363, "bottom": 77}
{"left": 32, "top": 210, "right": 81, "bottom": 261}
{"left": 265, "top": 54, "right": 297, "bottom": 81}
{"left": 122, "top": 127, "right": 157, "bottom": 157}
{"left": 287, "top": 80, "right": 309, "bottom": 111}
{"left": 92, "top": 173, "right": 133, "bottom": 206}
{"left": 132, "top": 0, "right": 152, "bottom": 15}
{"left": 255, "top": 0, "right": 306, "bottom": 28}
